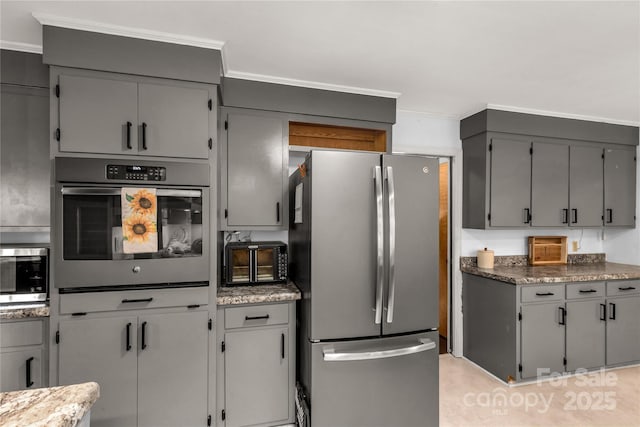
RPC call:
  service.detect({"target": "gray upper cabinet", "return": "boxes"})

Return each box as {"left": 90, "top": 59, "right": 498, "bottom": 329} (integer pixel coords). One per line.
{"left": 604, "top": 147, "right": 636, "bottom": 227}
{"left": 569, "top": 145, "right": 604, "bottom": 227}
{"left": 55, "top": 69, "right": 215, "bottom": 159}
{"left": 220, "top": 109, "right": 288, "bottom": 229}
{"left": 489, "top": 138, "right": 531, "bottom": 227}
{"left": 58, "top": 74, "right": 138, "bottom": 155}
{"left": 531, "top": 142, "right": 569, "bottom": 227}
{"left": 0, "top": 85, "right": 50, "bottom": 229}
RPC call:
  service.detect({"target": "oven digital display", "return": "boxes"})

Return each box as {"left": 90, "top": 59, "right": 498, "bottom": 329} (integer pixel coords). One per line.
{"left": 106, "top": 165, "right": 166, "bottom": 181}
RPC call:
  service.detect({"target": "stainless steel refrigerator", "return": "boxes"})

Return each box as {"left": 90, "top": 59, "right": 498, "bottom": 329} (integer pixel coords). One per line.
{"left": 289, "top": 150, "right": 439, "bottom": 427}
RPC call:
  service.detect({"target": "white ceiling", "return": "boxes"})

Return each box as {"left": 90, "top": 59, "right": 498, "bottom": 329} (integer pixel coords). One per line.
{"left": 1, "top": 1, "right": 639, "bottom": 124}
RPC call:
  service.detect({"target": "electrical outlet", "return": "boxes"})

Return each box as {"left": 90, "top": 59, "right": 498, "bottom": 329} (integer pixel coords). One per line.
{"left": 572, "top": 241, "right": 579, "bottom": 252}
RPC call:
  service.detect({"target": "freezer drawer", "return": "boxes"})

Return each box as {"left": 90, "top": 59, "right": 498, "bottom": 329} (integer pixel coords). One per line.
{"left": 308, "top": 331, "right": 439, "bottom": 427}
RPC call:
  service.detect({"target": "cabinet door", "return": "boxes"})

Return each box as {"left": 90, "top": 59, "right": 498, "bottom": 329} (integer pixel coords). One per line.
{"left": 58, "top": 75, "right": 138, "bottom": 155}
{"left": 59, "top": 316, "right": 138, "bottom": 427}
{"left": 604, "top": 148, "right": 636, "bottom": 227}
{"left": 490, "top": 138, "right": 531, "bottom": 227}
{"left": 566, "top": 300, "right": 605, "bottom": 371}
{"left": 138, "top": 311, "right": 208, "bottom": 427}
{"left": 520, "top": 303, "right": 565, "bottom": 379}
{"left": 531, "top": 142, "right": 569, "bottom": 227}
{"left": 138, "top": 82, "right": 210, "bottom": 159}
{"left": 569, "top": 145, "right": 604, "bottom": 227}
{"left": 1, "top": 85, "right": 50, "bottom": 228}
{"left": 606, "top": 296, "right": 640, "bottom": 365}
{"left": 226, "top": 112, "right": 286, "bottom": 227}
{"left": 225, "top": 327, "right": 289, "bottom": 427}
{"left": 0, "top": 349, "right": 42, "bottom": 392}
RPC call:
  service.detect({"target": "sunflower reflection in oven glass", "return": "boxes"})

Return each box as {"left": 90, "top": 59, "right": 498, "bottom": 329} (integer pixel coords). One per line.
{"left": 123, "top": 213, "right": 157, "bottom": 243}
{"left": 127, "top": 189, "right": 157, "bottom": 216}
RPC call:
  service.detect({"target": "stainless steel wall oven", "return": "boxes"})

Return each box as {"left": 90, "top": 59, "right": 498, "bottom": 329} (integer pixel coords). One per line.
{"left": 54, "top": 157, "right": 210, "bottom": 288}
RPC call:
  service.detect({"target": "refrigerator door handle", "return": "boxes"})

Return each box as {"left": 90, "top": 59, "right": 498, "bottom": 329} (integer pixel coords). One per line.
{"left": 322, "top": 338, "right": 436, "bottom": 362}
{"left": 384, "top": 166, "right": 397, "bottom": 323}
{"left": 374, "top": 166, "right": 384, "bottom": 324}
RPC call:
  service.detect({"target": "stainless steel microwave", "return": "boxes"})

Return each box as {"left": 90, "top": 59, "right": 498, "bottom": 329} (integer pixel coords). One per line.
{"left": 0, "top": 246, "right": 48, "bottom": 303}
{"left": 225, "top": 241, "right": 287, "bottom": 286}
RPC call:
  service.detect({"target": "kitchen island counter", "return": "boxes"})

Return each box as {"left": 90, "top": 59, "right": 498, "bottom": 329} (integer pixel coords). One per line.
{"left": 460, "top": 254, "right": 640, "bottom": 285}
{"left": 217, "top": 282, "right": 301, "bottom": 305}
{"left": 0, "top": 304, "right": 49, "bottom": 320}
{"left": 0, "top": 381, "right": 99, "bottom": 427}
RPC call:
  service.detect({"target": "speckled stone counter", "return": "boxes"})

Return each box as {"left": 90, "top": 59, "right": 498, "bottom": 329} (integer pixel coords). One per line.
{"left": 0, "top": 382, "right": 99, "bottom": 427}
{"left": 0, "top": 304, "right": 49, "bottom": 320}
{"left": 217, "top": 282, "right": 301, "bottom": 305}
{"left": 460, "top": 254, "right": 640, "bottom": 285}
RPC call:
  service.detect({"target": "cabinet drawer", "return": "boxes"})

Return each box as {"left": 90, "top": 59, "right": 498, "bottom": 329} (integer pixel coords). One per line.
{"left": 566, "top": 282, "right": 606, "bottom": 299}
{"left": 607, "top": 280, "right": 640, "bottom": 297}
{"left": 60, "top": 286, "right": 209, "bottom": 314}
{"left": 521, "top": 284, "right": 564, "bottom": 303}
{"left": 0, "top": 320, "right": 43, "bottom": 348}
{"left": 225, "top": 303, "right": 289, "bottom": 329}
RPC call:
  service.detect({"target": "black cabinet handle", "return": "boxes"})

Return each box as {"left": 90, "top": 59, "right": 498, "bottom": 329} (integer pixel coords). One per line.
{"left": 281, "top": 333, "right": 285, "bottom": 359}
{"left": 571, "top": 209, "right": 578, "bottom": 224}
{"left": 141, "top": 123, "right": 148, "bottom": 150}
{"left": 579, "top": 289, "right": 597, "bottom": 294}
{"left": 535, "top": 292, "right": 554, "bottom": 296}
{"left": 276, "top": 202, "right": 280, "bottom": 223}
{"left": 600, "top": 303, "right": 606, "bottom": 321}
{"left": 245, "top": 315, "right": 270, "bottom": 321}
{"left": 122, "top": 298, "right": 153, "bottom": 304}
{"left": 562, "top": 209, "right": 569, "bottom": 224}
{"left": 523, "top": 208, "right": 531, "bottom": 224}
{"left": 558, "top": 307, "right": 566, "bottom": 325}
{"left": 618, "top": 286, "right": 636, "bottom": 291}
{"left": 126, "top": 121, "right": 132, "bottom": 149}
{"left": 126, "top": 322, "right": 132, "bottom": 351}
{"left": 609, "top": 303, "right": 616, "bottom": 320}
{"left": 606, "top": 209, "right": 613, "bottom": 224}
{"left": 141, "top": 321, "right": 148, "bottom": 350}
{"left": 26, "top": 357, "right": 34, "bottom": 388}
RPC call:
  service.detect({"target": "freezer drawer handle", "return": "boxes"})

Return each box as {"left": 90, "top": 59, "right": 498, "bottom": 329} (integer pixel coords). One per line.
{"left": 322, "top": 338, "right": 436, "bottom": 362}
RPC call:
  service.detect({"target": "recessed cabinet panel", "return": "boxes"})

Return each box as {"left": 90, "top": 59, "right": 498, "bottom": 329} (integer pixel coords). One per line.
{"left": 59, "top": 75, "right": 138, "bottom": 155}
{"left": 490, "top": 138, "right": 531, "bottom": 227}
{"left": 569, "top": 146, "right": 604, "bottom": 227}
{"left": 226, "top": 112, "right": 286, "bottom": 227}
{"left": 0, "top": 349, "right": 42, "bottom": 392}
{"left": 606, "top": 296, "right": 640, "bottom": 365}
{"left": 531, "top": 143, "right": 569, "bottom": 227}
{"left": 138, "top": 83, "right": 210, "bottom": 159}
{"left": 59, "top": 316, "right": 138, "bottom": 427}
{"left": 566, "top": 300, "right": 606, "bottom": 371}
{"left": 604, "top": 148, "right": 636, "bottom": 227}
{"left": 520, "top": 303, "right": 565, "bottom": 379}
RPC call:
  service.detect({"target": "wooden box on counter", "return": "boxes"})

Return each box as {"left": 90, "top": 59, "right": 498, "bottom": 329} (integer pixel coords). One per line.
{"left": 528, "top": 236, "right": 567, "bottom": 265}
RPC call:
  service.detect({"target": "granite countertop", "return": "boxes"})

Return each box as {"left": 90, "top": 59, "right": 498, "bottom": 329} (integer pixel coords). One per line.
{"left": 217, "top": 282, "right": 301, "bottom": 305}
{"left": 0, "top": 382, "right": 99, "bottom": 427}
{"left": 460, "top": 254, "right": 640, "bottom": 285}
{"left": 0, "top": 304, "right": 50, "bottom": 320}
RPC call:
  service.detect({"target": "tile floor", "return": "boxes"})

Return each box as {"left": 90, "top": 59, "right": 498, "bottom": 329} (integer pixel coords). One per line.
{"left": 440, "top": 354, "right": 640, "bottom": 426}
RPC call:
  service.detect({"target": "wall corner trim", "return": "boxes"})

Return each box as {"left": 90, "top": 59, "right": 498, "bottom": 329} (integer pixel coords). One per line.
{"left": 0, "top": 40, "right": 43, "bottom": 54}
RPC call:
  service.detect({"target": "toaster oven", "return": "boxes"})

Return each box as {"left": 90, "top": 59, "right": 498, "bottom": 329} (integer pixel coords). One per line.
{"left": 225, "top": 241, "right": 287, "bottom": 286}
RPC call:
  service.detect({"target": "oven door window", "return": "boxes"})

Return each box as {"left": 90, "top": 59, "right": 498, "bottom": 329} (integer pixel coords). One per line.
{"left": 62, "top": 189, "right": 203, "bottom": 260}
{"left": 229, "top": 248, "right": 251, "bottom": 283}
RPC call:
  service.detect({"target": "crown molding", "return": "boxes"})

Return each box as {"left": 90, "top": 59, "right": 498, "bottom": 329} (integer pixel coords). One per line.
{"left": 225, "top": 70, "right": 401, "bottom": 99}
{"left": 396, "top": 108, "right": 460, "bottom": 120}
{"left": 487, "top": 103, "right": 639, "bottom": 127}
{"left": 32, "top": 13, "right": 225, "bottom": 51}
{"left": 0, "top": 40, "right": 43, "bottom": 54}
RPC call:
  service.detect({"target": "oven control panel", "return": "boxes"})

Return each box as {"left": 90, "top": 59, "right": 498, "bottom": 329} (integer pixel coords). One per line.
{"left": 106, "top": 165, "right": 166, "bottom": 181}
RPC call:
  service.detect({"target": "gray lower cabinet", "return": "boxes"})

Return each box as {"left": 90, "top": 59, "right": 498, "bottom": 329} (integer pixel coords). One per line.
{"left": 566, "top": 299, "right": 606, "bottom": 371}
{"left": 216, "top": 302, "right": 295, "bottom": 427}
{"left": 220, "top": 108, "right": 288, "bottom": 230}
{"left": 604, "top": 147, "right": 636, "bottom": 227}
{"left": 531, "top": 142, "right": 568, "bottom": 227}
{"left": 489, "top": 138, "right": 532, "bottom": 227}
{"left": 606, "top": 281, "right": 640, "bottom": 365}
{"left": 0, "top": 84, "right": 50, "bottom": 229}
{"left": 0, "top": 318, "right": 47, "bottom": 392}
{"left": 520, "top": 302, "right": 564, "bottom": 379}
{"left": 58, "top": 309, "right": 209, "bottom": 427}
{"left": 55, "top": 69, "right": 214, "bottom": 159}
